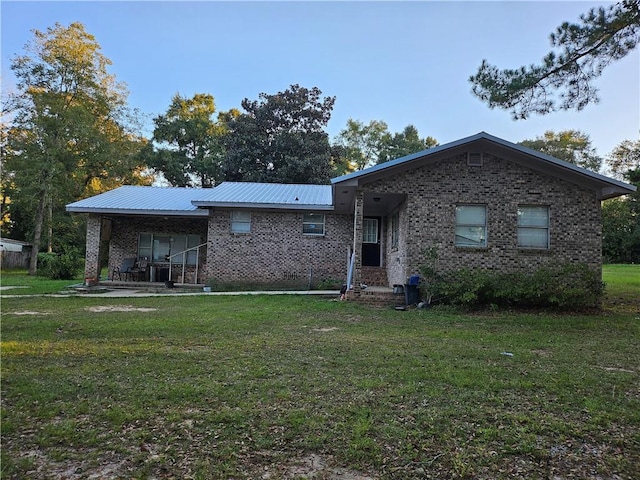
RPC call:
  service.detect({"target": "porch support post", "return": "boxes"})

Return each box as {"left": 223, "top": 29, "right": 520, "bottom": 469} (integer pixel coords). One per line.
{"left": 351, "top": 189, "right": 364, "bottom": 297}
{"left": 84, "top": 214, "right": 102, "bottom": 284}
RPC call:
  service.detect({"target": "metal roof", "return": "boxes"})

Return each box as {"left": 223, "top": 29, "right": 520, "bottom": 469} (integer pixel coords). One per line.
{"left": 331, "top": 131, "right": 636, "bottom": 200}
{"left": 66, "top": 185, "right": 211, "bottom": 216}
{"left": 191, "top": 182, "right": 333, "bottom": 210}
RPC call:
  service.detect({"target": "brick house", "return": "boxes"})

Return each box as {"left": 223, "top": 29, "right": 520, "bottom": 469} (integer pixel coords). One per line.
{"left": 67, "top": 132, "right": 635, "bottom": 293}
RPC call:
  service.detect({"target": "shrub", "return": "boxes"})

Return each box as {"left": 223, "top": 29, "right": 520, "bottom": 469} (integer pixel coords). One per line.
{"left": 421, "top": 263, "right": 603, "bottom": 310}
{"left": 37, "top": 249, "right": 83, "bottom": 280}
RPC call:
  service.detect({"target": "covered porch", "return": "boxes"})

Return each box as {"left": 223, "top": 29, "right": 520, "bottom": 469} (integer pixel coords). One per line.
{"left": 334, "top": 185, "right": 408, "bottom": 298}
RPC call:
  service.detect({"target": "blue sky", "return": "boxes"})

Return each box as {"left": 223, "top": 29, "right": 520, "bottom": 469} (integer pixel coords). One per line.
{"left": 2, "top": 1, "right": 638, "bottom": 159}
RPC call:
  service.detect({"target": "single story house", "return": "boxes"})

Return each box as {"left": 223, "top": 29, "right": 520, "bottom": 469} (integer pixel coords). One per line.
{"left": 66, "top": 132, "right": 635, "bottom": 295}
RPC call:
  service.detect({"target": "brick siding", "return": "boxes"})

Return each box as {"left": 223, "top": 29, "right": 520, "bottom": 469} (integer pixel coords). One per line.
{"left": 203, "top": 210, "right": 353, "bottom": 288}
{"left": 84, "top": 151, "right": 603, "bottom": 288}
{"left": 363, "top": 152, "right": 602, "bottom": 281}
{"left": 104, "top": 216, "right": 209, "bottom": 283}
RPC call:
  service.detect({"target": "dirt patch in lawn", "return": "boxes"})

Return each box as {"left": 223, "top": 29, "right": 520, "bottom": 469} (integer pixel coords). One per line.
{"left": 311, "top": 327, "right": 339, "bottom": 333}
{"left": 85, "top": 305, "right": 158, "bottom": 313}
{"left": 280, "top": 454, "right": 375, "bottom": 479}
{"left": 11, "top": 311, "right": 51, "bottom": 316}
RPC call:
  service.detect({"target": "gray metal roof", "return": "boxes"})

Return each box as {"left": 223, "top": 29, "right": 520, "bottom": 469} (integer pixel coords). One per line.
{"left": 66, "top": 185, "right": 211, "bottom": 216}
{"left": 191, "top": 182, "right": 333, "bottom": 210}
{"left": 331, "top": 131, "right": 636, "bottom": 200}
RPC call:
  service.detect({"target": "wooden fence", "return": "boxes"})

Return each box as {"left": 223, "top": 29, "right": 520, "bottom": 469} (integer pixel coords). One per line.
{"left": 1, "top": 251, "right": 30, "bottom": 269}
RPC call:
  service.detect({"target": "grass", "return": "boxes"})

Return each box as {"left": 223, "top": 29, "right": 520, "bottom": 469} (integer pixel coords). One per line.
{"left": 1, "top": 266, "right": 639, "bottom": 479}
{"left": 0, "top": 269, "right": 84, "bottom": 295}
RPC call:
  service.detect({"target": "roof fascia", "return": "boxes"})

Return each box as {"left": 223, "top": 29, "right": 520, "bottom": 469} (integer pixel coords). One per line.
{"left": 330, "top": 132, "right": 636, "bottom": 198}
{"left": 191, "top": 201, "right": 334, "bottom": 211}
{"left": 65, "top": 207, "right": 210, "bottom": 217}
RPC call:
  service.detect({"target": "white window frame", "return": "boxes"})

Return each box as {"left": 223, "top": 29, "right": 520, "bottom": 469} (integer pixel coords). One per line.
{"left": 303, "top": 213, "right": 325, "bottom": 236}
{"left": 231, "top": 211, "right": 251, "bottom": 234}
{"left": 517, "top": 206, "right": 550, "bottom": 249}
{"left": 455, "top": 205, "right": 487, "bottom": 248}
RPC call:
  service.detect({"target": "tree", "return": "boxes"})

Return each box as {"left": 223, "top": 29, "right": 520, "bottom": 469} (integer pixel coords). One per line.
{"left": 519, "top": 130, "right": 602, "bottom": 171}
{"left": 470, "top": 0, "right": 640, "bottom": 119}
{"left": 607, "top": 137, "right": 640, "bottom": 179}
{"left": 145, "top": 93, "right": 234, "bottom": 187}
{"left": 222, "top": 84, "right": 335, "bottom": 184}
{"left": 335, "top": 120, "right": 438, "bottom": 169}
{"left": 335, "top": 119, "right": 390, "bottom": 170}
{"left": 601, "top": 137, "right": 640, "bottom": 262}
{"left": 377, "top": 125, "right": 439, "bottom": 165}
{"left": 4, "top": 22, "right": 148, "bottom": 274}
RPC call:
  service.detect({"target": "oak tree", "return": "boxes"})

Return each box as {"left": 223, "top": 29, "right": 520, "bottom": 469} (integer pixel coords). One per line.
{"left": 222, "top": 85, "right": 335, "bottom": 184}
{"left": 145, "top": 93, "right": 235, "bottom": 187}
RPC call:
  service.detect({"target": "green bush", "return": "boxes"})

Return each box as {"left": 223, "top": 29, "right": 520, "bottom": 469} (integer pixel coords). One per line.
{"left": 37, "top": 250, "right": 83, "bottom": 280}
{"left": 424, "top": 263, "right": 603, "bottom": 310}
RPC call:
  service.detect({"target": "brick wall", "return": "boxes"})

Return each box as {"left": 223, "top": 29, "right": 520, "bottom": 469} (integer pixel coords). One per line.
{"left": 84, "top": 215, "right": 102, "bottom": 281}
{"left": 106, "top": 216, "right": 209, "bottom": 282}
{"left": 203, "top": 210, "right": 353, "bottom": 288}
{"left": 385, "top": 204, "right": 408, "bottom": 286}
{"left": 364, "top": 152, "right": 602, "bottom": 280}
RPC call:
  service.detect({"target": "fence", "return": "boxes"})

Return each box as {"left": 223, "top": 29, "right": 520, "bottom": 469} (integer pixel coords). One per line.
{"left": 1, "top": 251, "right": 30, "bottom": 269}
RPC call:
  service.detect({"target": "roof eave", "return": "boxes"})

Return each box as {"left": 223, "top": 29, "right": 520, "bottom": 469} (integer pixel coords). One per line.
{"left": 191, "top": 201, "right": 334, "bottom": 211}
{"left": 65, "top": 207, "right": 210, "bottom": 217}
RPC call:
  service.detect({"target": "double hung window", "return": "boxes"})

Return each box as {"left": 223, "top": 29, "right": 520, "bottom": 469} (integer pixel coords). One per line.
{"left": 517, "top": 206, "right": 549, "bottom": 249}
{"left": 231, "top": 211, "right": 251, "bottom": 233}
{"left": 303, "top": 213, "right": 325, "bottom": 235}
{"left": 455, "top": 205, "right": 487, "bottom": 247}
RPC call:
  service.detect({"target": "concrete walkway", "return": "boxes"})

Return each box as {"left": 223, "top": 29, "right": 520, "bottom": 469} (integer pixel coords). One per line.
{"left": 1, "top": 286, "right": 341, "bottom": 299}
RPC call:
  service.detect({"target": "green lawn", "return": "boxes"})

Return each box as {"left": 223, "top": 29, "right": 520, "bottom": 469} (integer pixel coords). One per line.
{"left": 1, "top": 267, "right": 639, "bottom": 479}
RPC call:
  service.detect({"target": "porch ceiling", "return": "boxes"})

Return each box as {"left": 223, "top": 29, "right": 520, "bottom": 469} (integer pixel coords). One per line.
{"left": 333, "top": 187, "right": 406, "bottom": 216}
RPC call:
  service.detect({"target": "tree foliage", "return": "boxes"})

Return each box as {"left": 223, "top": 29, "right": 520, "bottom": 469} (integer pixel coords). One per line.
{"left": 3, "top": 22, "right": 148, "bottom": 273}
{"left": 222, "top": 84, "right": 335, "bottom": 184}
{"left": 336, "top": 119, "right": 438, "bottom": 169}
{"left": 377, "top": 125, "right": 439, "bottom": 165}
{"left": 470, "top": 0, "right": 640, "bottom": 119}
{"left": 144, "top": 93, "right": 235, "bottom": 187}
{"left": 602, "top": 137, "right": 640, "bottom": 262}
{"left": 519, "top": 130, "right": 602, "bottom": 171}
{"left": 607, "top": 137, "right": 640, "bottom": 179}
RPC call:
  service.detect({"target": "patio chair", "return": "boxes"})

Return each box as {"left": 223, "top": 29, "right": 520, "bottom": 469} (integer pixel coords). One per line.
{"left": 112, "top": 257, "right": 136, "bottom": 281}
{"left": 130, "top": 257, "right": 148, "bottom": 282}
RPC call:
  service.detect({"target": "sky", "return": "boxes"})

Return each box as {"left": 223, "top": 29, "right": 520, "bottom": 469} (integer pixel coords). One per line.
{"left": 1, "top": 0, "right": 638, "bottom": 160}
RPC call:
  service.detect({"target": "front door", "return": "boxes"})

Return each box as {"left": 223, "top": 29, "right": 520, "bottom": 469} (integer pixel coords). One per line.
{"left": 362, "top": 217, "right": 381, "bottom": 266}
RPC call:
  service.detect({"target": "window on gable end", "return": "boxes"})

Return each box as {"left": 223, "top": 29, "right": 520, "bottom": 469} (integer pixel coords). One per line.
{"left": 518, "top": 206, "right": 549, "bottom": 249}
{"left": 455, "top": 205, "right": 487, "bottom": 247}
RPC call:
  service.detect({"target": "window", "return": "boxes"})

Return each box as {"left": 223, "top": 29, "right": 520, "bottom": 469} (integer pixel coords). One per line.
{"left": 518, "top": 206, "right": 549, "bottom": 249}
{"left": 363, "top": 218, "right": 378, "bottom": 243}
{"left": 391, "top": 212, "right": 399, "bottom": 249}
{"left": 303, "top": 213, "right": 325, "bottom": 235}
{"left": 231, "top": 211, "right": 251, "bottom": 233}
{"left": 138, "top": 234, "right": 201, "bottom": 265}
{"left": 455, "top": 205, "right": 487, "bottom": 247}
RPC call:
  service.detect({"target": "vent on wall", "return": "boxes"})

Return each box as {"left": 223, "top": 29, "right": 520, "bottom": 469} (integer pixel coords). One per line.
{"left": 467, "top": 152, "right": 483, "bottom": 166}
